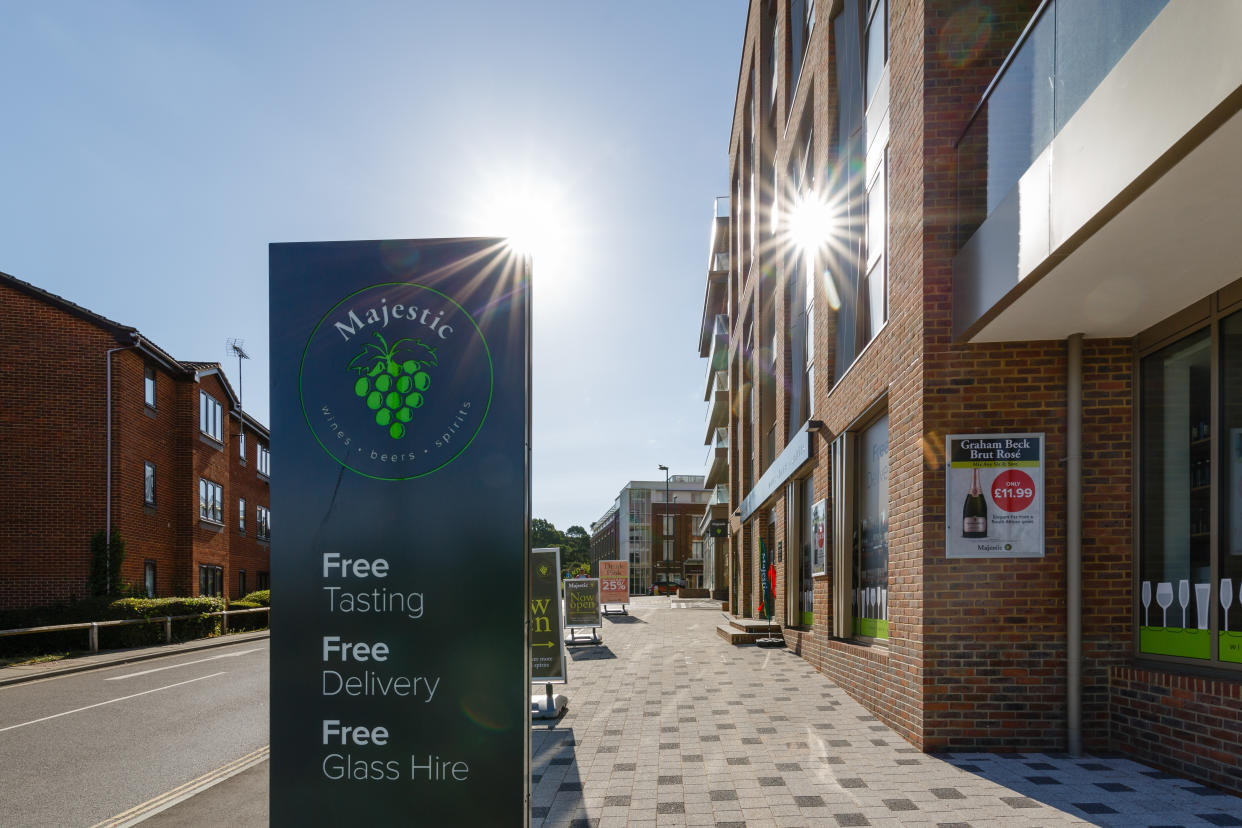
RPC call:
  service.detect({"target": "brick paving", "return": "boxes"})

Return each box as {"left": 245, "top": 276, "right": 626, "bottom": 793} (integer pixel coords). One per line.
{"left": 532, "top": 597, "right": 1242, "bottom": 828}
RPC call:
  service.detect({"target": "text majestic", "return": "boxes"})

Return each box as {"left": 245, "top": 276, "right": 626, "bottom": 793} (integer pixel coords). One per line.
{"left": 335, "top": 297, "right": 454, "bottom": 342}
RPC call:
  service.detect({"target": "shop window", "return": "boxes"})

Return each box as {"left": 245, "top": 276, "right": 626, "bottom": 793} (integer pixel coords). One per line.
{"left": 1140, "top": 308, "right": 1242, "bottom": 668}
{"left": 799, "top": 477, "right": 815, "bottom": 626}
{"left": 831, "top": 404, "right": 889, "bottom": 640}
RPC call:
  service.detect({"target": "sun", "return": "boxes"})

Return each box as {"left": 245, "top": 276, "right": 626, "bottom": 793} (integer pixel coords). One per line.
{"left": 475, "top": 172, "right": 573, "bottom": 274}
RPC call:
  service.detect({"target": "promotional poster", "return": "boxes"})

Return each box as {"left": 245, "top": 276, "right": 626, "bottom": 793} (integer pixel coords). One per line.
{"left": 269, "top": 238, "right": 530, "bottom": 825}
{"left": 530, "top": 548, "right": 566, "bottom": 683}
{"left": 945, "top": 433, "right": 1044, "bottom": 558}
{"left": 599, "top": 560, "right": 629, "bottom": 605}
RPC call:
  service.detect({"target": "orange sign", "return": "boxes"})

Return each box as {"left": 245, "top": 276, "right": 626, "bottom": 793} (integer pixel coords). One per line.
{"left": 599, "top": 560, "right": 629, "bottom": 604}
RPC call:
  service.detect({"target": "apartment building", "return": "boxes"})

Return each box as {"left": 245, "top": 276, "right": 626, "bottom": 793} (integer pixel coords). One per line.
{"left": 590, "top": 477, "right": 709, "bottom": 595}
{"left": 0, "top": 271, "right": 271, "bottom": 609}
{"left": 707, "top": 0, "right": 1242, "bottom": 793}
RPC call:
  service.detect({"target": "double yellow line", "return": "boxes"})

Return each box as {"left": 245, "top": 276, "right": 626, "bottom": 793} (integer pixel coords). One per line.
{"left": 90, "top": 744, "right": 269, "bottom": 827}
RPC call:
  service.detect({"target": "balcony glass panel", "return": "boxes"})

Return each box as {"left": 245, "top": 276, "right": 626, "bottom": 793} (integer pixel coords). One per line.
{"left": 957, "top": 0, "right": 1167, "bottom": 246}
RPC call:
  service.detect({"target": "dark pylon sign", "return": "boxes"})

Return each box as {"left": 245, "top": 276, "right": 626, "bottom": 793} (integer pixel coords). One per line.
{"left": 269, "top": 238, "right": 530, "bottom": 826}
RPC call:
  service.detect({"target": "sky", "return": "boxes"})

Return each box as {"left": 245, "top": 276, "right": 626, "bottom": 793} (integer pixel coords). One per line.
{"left": 0, "top": 1, "right": 746, "bottom": 533}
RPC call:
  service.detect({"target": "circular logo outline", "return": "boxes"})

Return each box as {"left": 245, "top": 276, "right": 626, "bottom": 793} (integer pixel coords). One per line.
{"left": 298, "top": 281, "right": 494, "bottom": 481}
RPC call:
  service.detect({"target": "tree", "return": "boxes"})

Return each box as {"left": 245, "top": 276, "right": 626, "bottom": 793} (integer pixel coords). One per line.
{"left": 531, "top": 518, "right": 561, "bottom": 550}
{"left": 562, "top": 525, "right": 590, "bottom": 570}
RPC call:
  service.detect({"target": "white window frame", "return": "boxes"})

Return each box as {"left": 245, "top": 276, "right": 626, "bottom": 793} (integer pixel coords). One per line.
{"left": 144, "top": 461, "right": 156, "bottom": 506}
{"left": 239, "top": 497, "right": 247, "bottom": 534}
{"left": 257, "top": 504, "right": 271, "bottom": 541}
{"left": 200, "top": 391, "right": 222, "bottom": 442}
{"left": 199, "top": 478, "right": 223, "bottom": 524}
{"left": 144, "top": 366, "right": 156, "bottom": 408}
{"left": 258, "top": 444, "right": 270, "bottom": 477}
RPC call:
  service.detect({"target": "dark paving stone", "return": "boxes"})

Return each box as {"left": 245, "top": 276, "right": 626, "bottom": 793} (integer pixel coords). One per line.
{"left": 603, "top": 795, "right": 630, "bottom": 807}
{"left": 531, "top": 807, "right": 549, "bottom": 818}
{"left": 1025, "top": 776, "right": 1062, "bottom": 785}
{"left": 550, "top": 757, "right": 573, "bottom": 765}
{"left": 776, "top": 762, "right": 801, "bottom": 771}
{"left": 701, "top": 735, "right": 721, "bottom": 742}
{"left": 709, "top": 789, "right": 739, "bottom": 801}
{"left": 613, "top": 763, "right": 636, "bottom": 772}
{"left": 1025, "top": 762, "right": 1057, "bottom": 770}
{"left": 1094, "top": 782, "right": 1133, "bottom": 793}
{"left": 953, "top": 763, "right": 983, "bottom": 772}
{"left": 884, "top": 799, "right": 918, "bottom": 811}
{"left": 604, "top": 729, "right": 622, "bottom": 735}
{"left": 833, "top": 814, "right": 870, "bottom": 827}
{"left": 758, "top": 777, "right": 786, "bottom": 787}
{"left": 823, "top": 756, "right": 845, "bottom": 765}
{"left": 716, "top": 823, "right": 746, "bottom": 828}
{"left": 567, "top": 819, "right": 597, "bottom": 828}
{"left": 1142, "top": 769, "right": 1182, "bottom": 780}
{"left": 658, "top": 775, "right": 682, "bottom": 785}
{"left": 558, "top": 782, "right": 582, "bottom": 792}
{"left": 829, "top": 739, "right": 851, "bottom": 747}
{"left": 596, "top": 746, "right": 617, "bottom": 753}
{"left": 682, "top": 754, "right": 703, "bottom": 762}
{"left": 1077, "top": 762, "right": 1111, "bottom": 771}
{"left": 658, "top": 742, "right": 679, "bottom": 750}
{"left": 1197, "top": 816, "right": 1242, "bottom": 827}
{"left": 1001, "top": 796, "right": 1041, "bottom": 809}
{"left": 741, "top": 737, "right": 762, "bottom": 745}
{"left": 1073, "top": 803, "right": 1118, "bottom": 816}
{"left": 661, "top": 726, "right": 679, "bottom": 732}
{"left": 870, "top": 739, "right": 888, "bottom": 746}
{"left": 931, "top": 788, "right": 965, "bottom": 800}
{"left": 656, "top": 802, "right": 685, "bottom": 814}
{"left": 936, "top": 824, "right": 972, "bottom": 828}
{"left": 1185, "top": 786, "right": 1229, "bottom": 797}
{"left": 717, "top": 723, "right": 737, "bottom": 729}
{"left": 794, "top": 795, "right": 826, "bottom": 807}
{"left": 838, "top": 778, "right": 867, "bottom": 789}
{"left": 757, "top": 727, "right": 777, "bottom": 734}
{"left": 726, "top": 757, "right": 750, "bottom": 766}
{"left": 896, "top": 758, "right": 920, "bottom": 766}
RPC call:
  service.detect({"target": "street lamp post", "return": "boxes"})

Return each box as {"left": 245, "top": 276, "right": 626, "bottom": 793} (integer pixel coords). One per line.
{"left": 658, "top": 464, "right": 669, "bottom": 594}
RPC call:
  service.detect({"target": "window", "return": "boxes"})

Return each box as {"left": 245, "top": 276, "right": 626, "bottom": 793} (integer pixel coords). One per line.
{"left": 144, "top": 560, "right": 156, "bottom": 598}
{"left": 239, "top": 498, "right": 246, "bottom": 534}
{"left": 199, "top": 564, "right": 223, "bottom": 598}
{"left": 663, "top": 540, "right": 673, "bottom": 561}
{"left": 199, "top": 478, "right": 223, "bottom": 523}
{"left": 663, "top": 514, "right": 674, "bottom": 536}
{"left": 629, "top": 552, "right": 641, "bottom": 564}
{"left": 144, "top": 462, "right": 156, "bottom": 506}
{"left": 200, "top": 391, "right": 222, "bottom": 442}
{"left": 831, "top": 406, "right": 890, "bottom": 641}
{"left": 144, "top": 366, "right": 156, "bottom": 408}
{"left": 789, "top": 0, "right": 815, "bottom": 108}
{"left": 799, "top": 477, "right": 815, "bottom": 626}
{"left": 239, "top": 569, "right": 247, "bottom": 597}
{"left": 858, "top": 149, "right": 888, "bottom": 347}
{"left": 257, "top": 571, "right": 270, "bottom": 590}
{"left": 864, "top": 0, "right": 888, "bottom": 108}
{"left": 239, "top": 430, "right": 246, "bottom": 461}
{"left": 258, "top": 444, "right": 270, "bottom": 477}
{"left": 257, "top": 504, "right": 271, "bottom": 541}
{"left": 1138, "top": 307, "right": 1242, "bottom": 668}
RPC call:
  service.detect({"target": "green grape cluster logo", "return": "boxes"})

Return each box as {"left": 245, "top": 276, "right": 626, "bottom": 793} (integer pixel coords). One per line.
{"left": 349, "top": 333, "right": 437, "bottom": 440}
{"left": 299, "top": 281, "right": 493, "bottom": 480}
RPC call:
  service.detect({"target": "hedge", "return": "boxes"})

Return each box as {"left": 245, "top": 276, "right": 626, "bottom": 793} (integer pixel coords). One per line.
{"left": 0, "top": 596, "right": 226, "bottom": 657}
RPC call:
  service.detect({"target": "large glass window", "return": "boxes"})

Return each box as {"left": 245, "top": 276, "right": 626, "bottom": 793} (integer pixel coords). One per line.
{"left": 257, "top": 505, "right": 271, "bottom": 541}
{"left": 854, "top": 412, "right": 889, "bottom": 639}
{"left": 199, "top": 478, "right": 223, "bottom": 523}
{"left": 199, "top": 564, "right": 223, "bottom": 598}
{"left": 1139, "top": 307, "right": 1242, "bottom": 668}
{"left": 799, "top": 477, "right": 814, "bottom": 626}
{"left": 200, "top": 391, "right": 222, "bottom": 442}
{"left": 858, "top": 149, "right": 888, "bottom": 346}
{"left": 144, "top": 462, "right": 156, "bottom": 506}
{"left": 864, "top": 0, "right": 888, "bottom": 108}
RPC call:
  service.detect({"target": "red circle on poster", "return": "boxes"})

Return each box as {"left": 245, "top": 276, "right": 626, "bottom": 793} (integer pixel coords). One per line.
{"left": 991, "top": 469, "right": 1035, "bottom": 512}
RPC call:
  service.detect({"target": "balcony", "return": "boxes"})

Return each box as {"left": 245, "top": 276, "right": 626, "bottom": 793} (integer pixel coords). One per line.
{"left": 702, "top": 315, "right": 729, "bottom": 399}
{"left": 704, "top": 428, "right": 728, "bottom": 489}
{"left": 703, "top": 370, "right": 728, "bottom": 443}
{"left": 698, "top": 484, "right": 730, "bottom": 538}
{"left": 953, "top": 0, "right": 1242, "bottom": 342}
{"left": 699, "top": 197, "right": 731, "bottom": 357}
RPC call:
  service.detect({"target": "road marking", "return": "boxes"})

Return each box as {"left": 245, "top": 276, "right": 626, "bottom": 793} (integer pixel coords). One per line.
{"left": 104, "top": 647, "right": 265, "bottom": 680}
{"left": 0, "top": 672, "right": 226, "bottom": 734}
{"left": 89, "top": 745, "right": 270, "bottom": 828}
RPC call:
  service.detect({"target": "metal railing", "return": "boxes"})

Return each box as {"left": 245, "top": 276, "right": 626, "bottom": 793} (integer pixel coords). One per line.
{"left": 0, "top": 606, "right": 270, "bottom": 654}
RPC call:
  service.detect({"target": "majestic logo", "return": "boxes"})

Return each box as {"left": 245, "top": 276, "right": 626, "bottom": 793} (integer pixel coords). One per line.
{"left": 299, "top": 282, "right": 493, "bottom": 480}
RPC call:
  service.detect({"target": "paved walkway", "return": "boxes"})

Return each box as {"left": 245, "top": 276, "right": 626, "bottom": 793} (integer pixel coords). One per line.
{"left": 533, "top": 597, "right": 1242, "bottom": 828}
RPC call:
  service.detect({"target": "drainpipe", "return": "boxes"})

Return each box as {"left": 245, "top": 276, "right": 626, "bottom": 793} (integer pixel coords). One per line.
{"left": 1067, "top": 333, "right": 1083, "bottom": 756}
{"left": 105, "top": 337, "right": 140, "bottom": 592}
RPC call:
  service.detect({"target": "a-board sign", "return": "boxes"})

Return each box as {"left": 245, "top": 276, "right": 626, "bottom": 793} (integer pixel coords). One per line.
{"left": 531, "top": 548, "right": 566, "bottom": 683}
{"left": 563, "top": 579, "right": 601, "bottom": 628}
{"left": 599, "top": 560, "right": 629, "bottom": 604}
{"left": 269, "top": 238, "right": 530, "bottom": 826}
{"left": 945, "top": 433, "right": 1045, "bottom": 558}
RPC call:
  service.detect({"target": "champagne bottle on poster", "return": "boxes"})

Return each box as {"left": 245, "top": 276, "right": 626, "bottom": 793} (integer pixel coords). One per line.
{"left": 962, "top": 468, "right": 988, "bottom": 538}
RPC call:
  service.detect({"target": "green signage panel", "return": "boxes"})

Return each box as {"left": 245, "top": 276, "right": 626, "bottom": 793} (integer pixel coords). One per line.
{"left": 269, "top": 238, "right": 530, "bottom": 826}
{"left": 563, "top": 579, "right": 601, "bottom": 629}
{"left": 531, "top": 548, "right": 566, "bottom": 682}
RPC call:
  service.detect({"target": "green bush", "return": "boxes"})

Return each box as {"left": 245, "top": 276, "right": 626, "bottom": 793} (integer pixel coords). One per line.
{"left": 101, "top": 597, "right": 224, "bottom": 648}
{"left": 226, "top": 600, "right": 269, "bottom": 632}
{"left": 239, "top": 589, "right": 270, "bottom": 606}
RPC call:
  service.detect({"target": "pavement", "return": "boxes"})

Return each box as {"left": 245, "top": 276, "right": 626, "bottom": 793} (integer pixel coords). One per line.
{"left": 14, "top": 599, "right": 1242, "bottom": 827}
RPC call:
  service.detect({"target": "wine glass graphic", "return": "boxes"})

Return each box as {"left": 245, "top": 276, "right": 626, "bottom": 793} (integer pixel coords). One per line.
{"left": 1222, "top": 578, "right": 1234, "bottom": 632}
{"left": 1141, "top": 581, "right": 1151, "bottom": 627}
{"left": 1156, "top": 582, "right": 1173, "bottom": 628}
{"left": 1195, "top": 583, "right": 1210, "bottom": 629}
{"left": 1178, "top": 580, "right": 1190, "bottom": 628}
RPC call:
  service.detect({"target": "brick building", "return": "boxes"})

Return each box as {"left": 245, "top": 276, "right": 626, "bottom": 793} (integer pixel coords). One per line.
{"left": 589, "top": 477, "right": 709, "bottom": 595}
{"left": 708, "top": 0, "right": 1242, "bottom": 793}
{"left": 0, "top": 271, "right": 270, "bottom": 609}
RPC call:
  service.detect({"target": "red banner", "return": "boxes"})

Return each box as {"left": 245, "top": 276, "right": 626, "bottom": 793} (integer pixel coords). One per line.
{"left": 599, "top": 560, "right": 629, "bottom": 603}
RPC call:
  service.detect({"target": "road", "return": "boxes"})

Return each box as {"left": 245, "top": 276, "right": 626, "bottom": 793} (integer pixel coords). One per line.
{"left": 0, "top": 639, "right": 269, "bottom": 828}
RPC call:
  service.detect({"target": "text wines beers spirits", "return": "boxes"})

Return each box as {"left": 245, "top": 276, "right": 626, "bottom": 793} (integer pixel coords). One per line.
{"left": 962, "top": 468, "right": 988, "bottom": 538}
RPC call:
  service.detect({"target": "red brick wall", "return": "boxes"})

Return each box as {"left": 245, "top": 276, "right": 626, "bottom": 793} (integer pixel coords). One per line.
{"left": 1111, "top": 667, "right": 1242, "bottom": 795}
{"left": 229, "top": 413, "right": 271, "bottom": 599}
{"left": 0, "top": 281, "right": 114, "bottom": 608}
